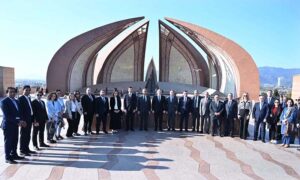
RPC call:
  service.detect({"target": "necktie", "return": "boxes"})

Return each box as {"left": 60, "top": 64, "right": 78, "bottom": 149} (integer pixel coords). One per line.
{"left": 40, "top": 100, "right": 44, "bottom": 108}
{"left": 11, "top": 98, "right": 18, "bottom": 111}
{"left": 260, "top": 103, "right": 262, "bottom": 110}
{"left": 27, "top": 96, "right": 33, "bottom": 115}
{"left": 170, "top": 96, "right": 172, "bottom": 103}
{"left": 158, "top": 96, "right": 160, "bottom": 102}
{"left": 144, "top": 95, "right": 147, "bottom": 102}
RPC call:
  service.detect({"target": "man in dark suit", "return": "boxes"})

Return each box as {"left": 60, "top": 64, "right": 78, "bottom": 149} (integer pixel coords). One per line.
{"left": 200, "top": 92, "right": 211, "bottom": 134}
{"left": 166, "top": 90, "right": 178, "bottom": 131}
{"left": 252, "top": 95, "right": 269, "bottom": 143}
{"left": 81, "top": 88, "right": 95, "bottom": 135}
{"left": 192, "top": 90, "right": 201, "bottom": 132}
{"left": 224, "top": 93, "right": 238, "bottom": 137}
{"left": 178, "top": 91, "right": 192, "bottom": 132}
{"left": 32, "top": 91, "right": 49, "bottom": 150}
{"left": 124, "top": 87, "right": 137, "bottom": 131}
{"left": 209, "top": 94, "right": 224, "bottom": 136}
{"left": 152, "top": 89, "right": 166, "bottom": 131}
{"left": 95, "top": 90, "right": 109, "bottom": 134}
{"left": 137, "top": 88, "right": 151, "bottom": 131}
{"left": 19, "top": 85, "right": 36, "bottom": 156}
{"left": 1, "top": 87, "right": 26, "bottom": 164}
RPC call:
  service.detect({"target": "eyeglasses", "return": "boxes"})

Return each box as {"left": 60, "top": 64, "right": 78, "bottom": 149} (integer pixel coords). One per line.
{"left": 37, "top": 94, "right": 42, "bottom": 97}
{"left": 275, "top": 102, "right": 279, "bottom": 103}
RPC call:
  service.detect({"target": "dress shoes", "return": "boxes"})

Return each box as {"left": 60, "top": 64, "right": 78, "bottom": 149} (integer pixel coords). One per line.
{"left": 5, "top": 159, "right": 17, "bottom": 164}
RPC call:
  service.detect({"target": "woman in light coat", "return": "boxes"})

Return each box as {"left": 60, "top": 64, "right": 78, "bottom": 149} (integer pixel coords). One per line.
{"left": 65, "top": 93, "right": 83, "bottom": 137}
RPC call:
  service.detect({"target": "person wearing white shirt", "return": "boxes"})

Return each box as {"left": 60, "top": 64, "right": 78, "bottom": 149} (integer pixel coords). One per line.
{"left": 18, "top": 85, "right": 36, "bottom": 156}
{"left": 109, "top": 90, "right": 122, "bottom": 133}
{"left": 55, "top": 90, "right": 65, "bottom": 140}
{"left": 65, "top": 93, "right": 82, "bottom": 137}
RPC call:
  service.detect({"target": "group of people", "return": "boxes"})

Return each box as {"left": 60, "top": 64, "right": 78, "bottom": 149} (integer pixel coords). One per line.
{"left": 1, "top": 86, "right": 300, "bottom": 164}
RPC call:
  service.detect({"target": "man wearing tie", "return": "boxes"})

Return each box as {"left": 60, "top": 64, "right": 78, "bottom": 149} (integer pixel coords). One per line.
{"left": 224, "top": 93, "right": 238, "bottom": 137}
{"left": 124, "top": 87, "right": 137, "bottom": 131}
{"left": 95, "top": 90, "right": 109, "bottom": 134}
{"left": 252, "top": 95, "right": 269, "bottom": 143}
{"left": 152, "top": 89, "right": 166, "bottom": 131}
{"left": 200, "top": 92, "right": 211, "bottom": 134}
{"left": 209, "top": 94, "right": 224, "bottom": 136}
{"left": 178, "top": 91, "right": 192, "bottom": 132}
{"left": 166, "top": 90, "right": 178, "bottom": 131}
{"left": 137, "top": 88, "right": 151, "bottom": 131}
{"left": 81, "top": 88, "right": 95, "bottom": 135}
{"left": 19, "top": 85, "right": 36, "bottom": 156}
{"left": 32, "top": 91, "right": 50, "bottom": 150}
{"left": 1, "top": 87, "right": 26, "bottom": 164}
{"left": 192, "top": 90, "right": 201, "bottom": 132}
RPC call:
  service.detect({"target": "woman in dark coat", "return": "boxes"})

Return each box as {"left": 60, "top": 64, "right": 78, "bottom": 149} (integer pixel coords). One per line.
{"left": 110, "top": 90, "right": 122, "bottom": 133}
{"left": 269, "top": 99, "right": 282, "bottom": 144}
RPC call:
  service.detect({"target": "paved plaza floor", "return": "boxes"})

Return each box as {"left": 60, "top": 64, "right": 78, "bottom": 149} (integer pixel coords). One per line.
{"left": 0, "top": 119, "right": 300, "bottom": 180}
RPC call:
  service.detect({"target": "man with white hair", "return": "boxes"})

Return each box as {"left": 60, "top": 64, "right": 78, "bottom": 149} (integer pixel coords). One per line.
{"left": 81, "top": 88, "right": 95, "bottom": 135}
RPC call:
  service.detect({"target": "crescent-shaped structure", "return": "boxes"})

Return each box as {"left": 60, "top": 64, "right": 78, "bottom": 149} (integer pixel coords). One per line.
{"left": 46, "top": 17, "right": 259, "bottom": 99}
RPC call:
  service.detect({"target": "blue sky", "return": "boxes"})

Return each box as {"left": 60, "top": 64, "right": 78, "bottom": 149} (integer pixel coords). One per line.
{"left": 0, "top": 0, "right": 299, "bottom": 80}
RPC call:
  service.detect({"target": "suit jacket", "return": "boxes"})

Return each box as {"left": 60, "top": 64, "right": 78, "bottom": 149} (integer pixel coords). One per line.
{"left": 177, "top": 96, "right": 192, "bottom": 114}
{"left": 265, "top": 97, "right": 275, "bottom": 109}
{"left": 209, "top": 101, "right": 224, "bottom": 119}
{"left": 124, "top": 93, "right": 137, "bottom": 112}
{"left": 46, "top": 100, "right": 60, "bottom": 121}
{"left": 192, "top": 96, "right": 201, "bottom": 112}
{"left": 152, "top": 95, "right": 166, "bottom": 113}
{"left": 200, "top": 97, "right": 211, "bottom": 116}
{"left": 65, "top": 99, "right": 83, "bottom": 118}
{"left": 81, "top": 94, "right": 95, "bottom": 114}
{"left": 110, "top": 96, "right": 121, "bottom": 111}
{"left": 18, "top": 95, "right": 33, "bottom": 122}
{"left": 32, "top": 99, "right": 48, "bottom": 123}
{"left": 166, "top": 96, "right": 178, "bottom": 113}
{"left": 224, "top": 100, "right": 238, "bottom": 119}
{"left": 95, "top": 96, "right": 109, "bottom": 115}
{"left": 0, "top": 97, "right": 21, "bottom": 129}
{"left": 252, "top": 102, "right": 269, "bottom": 122}
{"left": 137, "top": 95, "right": 151, "bottom": 113}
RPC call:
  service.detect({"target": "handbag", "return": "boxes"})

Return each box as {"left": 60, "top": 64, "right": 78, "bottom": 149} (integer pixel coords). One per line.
{"left": 48, "top": 121, "right": 56, "bottom": 134}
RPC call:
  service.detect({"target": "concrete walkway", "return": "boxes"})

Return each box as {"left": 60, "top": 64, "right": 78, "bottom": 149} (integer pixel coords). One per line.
{"left": 0, "top": 120, "right": 300, "bottom": 180}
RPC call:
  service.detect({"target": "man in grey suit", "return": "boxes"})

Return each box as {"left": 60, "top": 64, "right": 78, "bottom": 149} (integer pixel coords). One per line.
{"left": 200, "top": 92, "right": 211, "bottom": 134}
{"left": 166, "top": 90, "right": 178, "bottom": 131}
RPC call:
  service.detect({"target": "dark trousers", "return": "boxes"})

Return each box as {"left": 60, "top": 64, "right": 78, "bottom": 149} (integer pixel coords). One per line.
{"left": 46, "top": 121, "right": 57, "bottom": 140}
{"left": 269, "top": 123, "right": 277, "bottom": 140}
{"left": 20, "top": 119, "right": 32, "bottom": 153}
{"left": 180, "top": 112, "right": 189, "bottom": 131}
{"left": 83, "top": 113, "right": 93, "bottom": 133}
{"left": 32, "top": 121, "right": 46, "bottom": 147}
{"left": 239, "top": 115, "right": 249, "bottom": 139}
{"left": 125, "top": 111, "right": 134, "bottom": 130}
{"left": 73, "top": 112, "right": 80, "bottom": 134}
{"left": 201, "top": 115, "right": 210, "bottom": 133}
{"left": 254, "top": 120, "right": 266, "bottom": 141}
{"left": 168, "top": 111, "right": 176, "bottom": 130}
{"left": 3, "top": 126, "right": 18, "bottom": 160}
{"left": 192, "top": 110, "right": 200, "bottom": 131}
{"left": 225, "top": 117, "right": 234, "bottom": 136}
{"left": 210, "top": 116, "right": 221, "bottom": 136}
{"left": 96, "top": 114, "right": 107, "bottom": 132}
{"left": 276, "top": 125, "right": 282, "bottom": 141}
{"left": 154, "top": 112, "right": 163, "bottom": 131}
{"left": 66, "top": 118, "right": 75, "bottom": 137}
{"left": 140, "top": 111, "right": 149, "bottom": 130}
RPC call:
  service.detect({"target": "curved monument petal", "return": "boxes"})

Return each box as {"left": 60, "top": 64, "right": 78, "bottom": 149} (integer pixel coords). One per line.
{"left": 46, "top": 17, "right": 144, "bottom": 93}
{"left": 165, "top": 17, "right": 259, "bottom": 99}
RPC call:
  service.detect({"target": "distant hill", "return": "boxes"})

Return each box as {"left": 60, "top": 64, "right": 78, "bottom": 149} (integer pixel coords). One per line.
{"left": 259, "top": 67, "right": 300, "bottom": 87}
